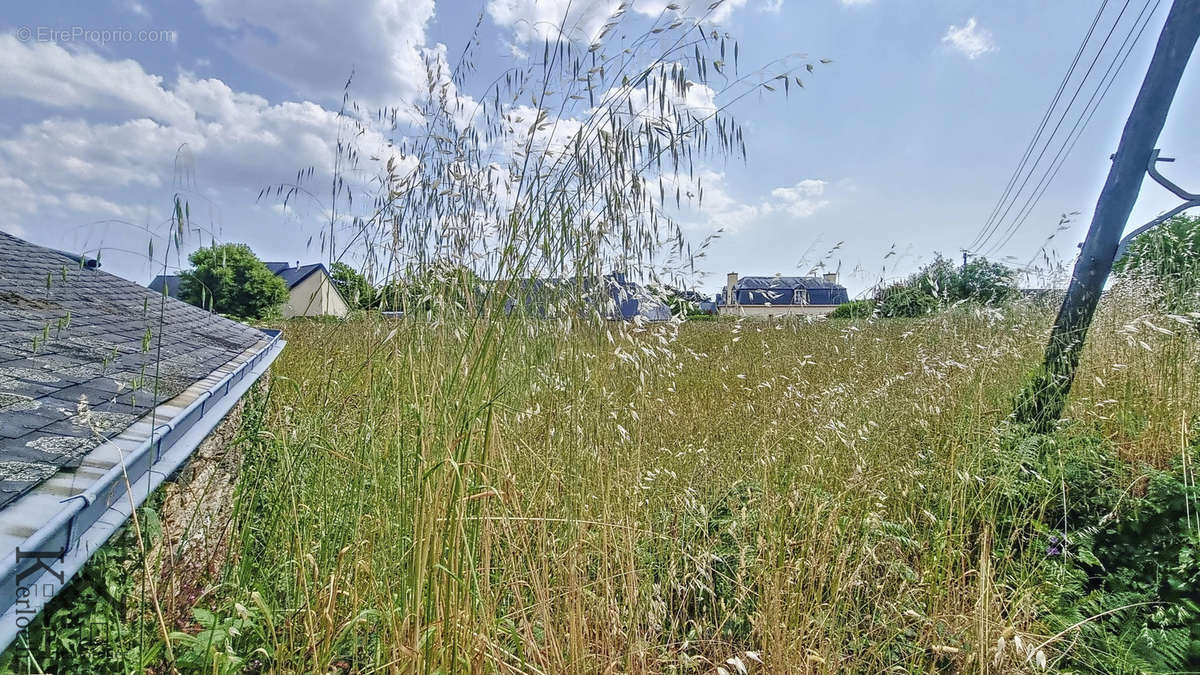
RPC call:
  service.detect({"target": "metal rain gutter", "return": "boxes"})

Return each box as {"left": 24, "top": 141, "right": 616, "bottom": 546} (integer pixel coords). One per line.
{"left": 0, "top": 329, "right": 285, "bottom": 651}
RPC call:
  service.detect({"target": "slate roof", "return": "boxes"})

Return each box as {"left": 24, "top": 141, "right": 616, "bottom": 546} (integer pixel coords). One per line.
{"left": 148, "top": 274, "right": 181, "bottom": 297}
{"left": 266, "top": 262, "right": 327, "bottom": 289}
{"left": 733, "top": 275, "right": 847, "bottom": 291}
{"left": 0, "top": 231, "right": 268, "bottom": 510}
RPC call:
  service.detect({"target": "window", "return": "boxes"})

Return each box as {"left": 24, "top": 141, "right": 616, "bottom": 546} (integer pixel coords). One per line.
{"left": 792, "top": 288, "right": 808, "bottom": 305}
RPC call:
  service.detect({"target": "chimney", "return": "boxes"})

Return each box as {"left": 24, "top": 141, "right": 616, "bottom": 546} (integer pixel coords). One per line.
{"left": 725, "top": 272, "right": 738, "bottom": 305}
{"left": 823, "top": 272, "right": 838, "bottom": 284}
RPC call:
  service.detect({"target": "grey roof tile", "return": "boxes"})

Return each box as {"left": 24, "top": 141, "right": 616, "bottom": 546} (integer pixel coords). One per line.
{"left": 0, "top": 231, "right": 269, "bottom": 508}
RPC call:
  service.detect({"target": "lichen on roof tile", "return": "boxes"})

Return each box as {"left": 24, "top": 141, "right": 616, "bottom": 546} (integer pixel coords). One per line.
{"left": 0, "top": 393, "right": 40, "bottom": 412}
{"left": 0, "top": 461, "right": 58, "bottom": 483}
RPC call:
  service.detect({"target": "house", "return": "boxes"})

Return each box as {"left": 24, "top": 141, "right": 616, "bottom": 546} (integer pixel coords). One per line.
{"left": 0, "top": 231, "right": 284, "bottom": 650}
{"left": 263, "top": 262, "right": 350, "bottom": 318}
{"left": 500, "top": 273, "right": 672, "bottom": 322}
{"left": 149, "top": 260, "right": 349, "bottom": 318}
{"left": 606, "top": 273, "right": 671, "bottom": 322}
{"left": 670, "top": 289, "right": 718, "bottom": 315}
{"left": 719, "top": 272, "right": 850, "bottom": 317}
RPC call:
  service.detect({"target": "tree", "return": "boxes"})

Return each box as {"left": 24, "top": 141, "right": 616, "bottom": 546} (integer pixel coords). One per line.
{"left": 178, "top": 244, "right": 288, "bottom": 320}
{"left": 1113, "top": 213, "right": 1200, "bottom": 313}
{"left": 955, "top": 258, "right": 1017, "bottom": 304}
{"left": 330, "top": 262, "right": 377, "bottom": 310}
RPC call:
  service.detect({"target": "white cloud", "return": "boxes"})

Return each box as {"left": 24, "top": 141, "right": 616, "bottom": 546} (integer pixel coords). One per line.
{"left": 488, "top": 0, "right": 622, "bottom": 45}
{"left": 662, "top": 171, "right": 830, "bottom": 234}
{"left": 839, "top": 0, "right": 873, "bottom": 6}
{"left": 0, "top": 176, "right": 56, "bottom": 214}
{"left": 633, "top": 0, "right": 749, "bottom": 24}
{"left": 0, "top": 36, "right": 405, "bottom": 188}
{"left": 0, "top": 36, "right": 193, "bottom": 124}
{"left": 499, "top": 105, "right": 586, "bottom": 161}
{"left": 761, "top": 0, "right": 784, "bottom": 13}
{"left": 942, "top": 17, "right": 994, "bottom": 60}
{"left": 767, "top": 179, "right": 829, "bottom": 218}
{"left": 63, "top": 193, "right": 136, "bottom": 218}
{"left": 0, "top": 36, "right": 413, "bottom": 279}
{"left": 485, "top": 0, "right": 750, "bottom": 49}
{"left": 623, "top": 76, "right": 718, "bottom": 123}
{"left": 194, "top": 0, "right": 436, "bottom": 106}
{"left": 0, "top": 223, "right": 27, "bottom": 239}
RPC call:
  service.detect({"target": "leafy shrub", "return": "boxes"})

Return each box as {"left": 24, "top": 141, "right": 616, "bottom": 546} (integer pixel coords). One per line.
{"left": 878, "top": 284, "right": 940, "bottom": 317}
{"left": 1114, "top": 214, "right": 1200, "bottom": 313}
{"left": 329, "top": 262, "right": 378, "bottom": 310}
{"left": 909, "top": 255, "right": 960, "bottom": 300}
{"left": 0, "top": 507, "right": 165, "bottom": 673}
{"left": 1047, "top": 452, "right": 1200, "bottom": 673}
{"left": 829, "top": 299, "right": 876, "bottom": 319}
{"left": 982, "top": 426, "right": 1200, "bottom": 672}
{"left": 873, "top": 255, "right": 1017, "bottom": 318}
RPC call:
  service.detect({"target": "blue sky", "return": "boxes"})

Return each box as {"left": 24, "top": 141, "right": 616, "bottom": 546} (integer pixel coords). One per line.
{"left": 1, "top": 0, "right": 1197, "bottom": 297}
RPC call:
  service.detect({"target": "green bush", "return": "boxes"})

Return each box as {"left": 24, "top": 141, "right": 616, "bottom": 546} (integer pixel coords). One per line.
{"left": 329, "top": 262, "right": 378, "bottom": 310}
{"left": 955, "top": 258, "right": 1017, "bottom": 304}
{"left": 872, "top": 255, "right": 1017, "bottom": 319}
{"left": 1048, "top": 451, "right": 1200, "bottom": 673}
{"left": 878, "top": 284, "right": 940, "bottom": 317}
{"left": 982, "top": 427, "right": 1200, "bottom": 672}
{"left": 829, "top": 299, "right": 876, "bottom": 319}
{"left": 1114, "top": 214, "right": 1200, "bottom": 313}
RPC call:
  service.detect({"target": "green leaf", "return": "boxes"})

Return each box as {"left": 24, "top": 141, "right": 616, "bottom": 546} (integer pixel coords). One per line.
{"left": 192, "top": 607, "right": 217, "bottom": 628}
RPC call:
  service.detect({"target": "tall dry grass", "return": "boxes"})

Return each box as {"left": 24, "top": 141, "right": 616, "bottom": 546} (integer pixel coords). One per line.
{"left": 213, "top": 285, "right": 1197, "bottom": 673}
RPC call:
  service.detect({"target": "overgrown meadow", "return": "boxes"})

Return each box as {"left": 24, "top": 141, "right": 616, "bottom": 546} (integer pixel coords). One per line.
{"left": 7, "top": 283, "right": 1200, "bottom": 673}
{"left": 217, "top": 288, "right": 1197, "bottom": 673}
{"left": 5, "top": 3, "right": 1200, "bottom": 671}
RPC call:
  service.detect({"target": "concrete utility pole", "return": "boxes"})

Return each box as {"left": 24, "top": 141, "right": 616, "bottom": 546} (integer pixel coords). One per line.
{"left": 1016, "top": 0, "right": 1200, "bottom": 431}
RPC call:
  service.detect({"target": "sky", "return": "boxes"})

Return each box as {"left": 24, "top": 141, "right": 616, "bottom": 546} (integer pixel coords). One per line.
{"left": 1, "top": 0, "right": 1197, "bottom": 298}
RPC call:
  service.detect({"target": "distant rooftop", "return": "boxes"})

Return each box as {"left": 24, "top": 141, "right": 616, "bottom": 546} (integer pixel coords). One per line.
{"left": 732, "top": 275, "right": 847, "bottom": 290}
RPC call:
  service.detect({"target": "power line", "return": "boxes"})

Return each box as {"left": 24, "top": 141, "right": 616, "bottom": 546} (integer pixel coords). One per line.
{"left": 983, "top": 0, "right": 1161, "bottom": 258}
{"left": 973, "top": 0, "right": 1138, "bottom": 255}
{"left": 966, "top": 0, "right": 1112, "bottom": 253}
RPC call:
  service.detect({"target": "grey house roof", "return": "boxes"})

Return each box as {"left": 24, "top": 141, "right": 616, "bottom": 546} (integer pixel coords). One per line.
{"left": 265, "top": 262, "right": 328, "bottom": 289}
{"left": 147, "top": 273, "right": 181, "bottom": 297}
{"left": 0, "top": 231, "right": 268, "bottom": 509}
{"left": 733, "top": 275, "right": 846, "bottom": 290}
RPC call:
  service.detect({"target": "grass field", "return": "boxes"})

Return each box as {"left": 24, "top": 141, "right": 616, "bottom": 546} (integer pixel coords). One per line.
{"left": 195, "top": 284, "right": 1191, "bottom": 673}
{"left": 10, "top": 285, "right": 1199, "bottom": 673}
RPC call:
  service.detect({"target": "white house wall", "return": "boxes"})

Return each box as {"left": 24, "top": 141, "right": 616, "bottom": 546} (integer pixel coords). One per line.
{"left": 720, "top": 304, "right": 837, "bottom": 318}
{"left": 282, "top": 272, "right": 349, "bottom": 318}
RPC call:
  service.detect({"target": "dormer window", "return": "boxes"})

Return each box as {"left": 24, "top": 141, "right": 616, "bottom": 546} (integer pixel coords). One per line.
{"left": 792, "top": 288, "right": 808, "bottom": 305}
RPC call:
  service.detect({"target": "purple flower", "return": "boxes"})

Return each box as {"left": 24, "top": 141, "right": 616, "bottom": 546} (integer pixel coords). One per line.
{"left": 1046, "top": 534, "right": 1063, "bottom": 557}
